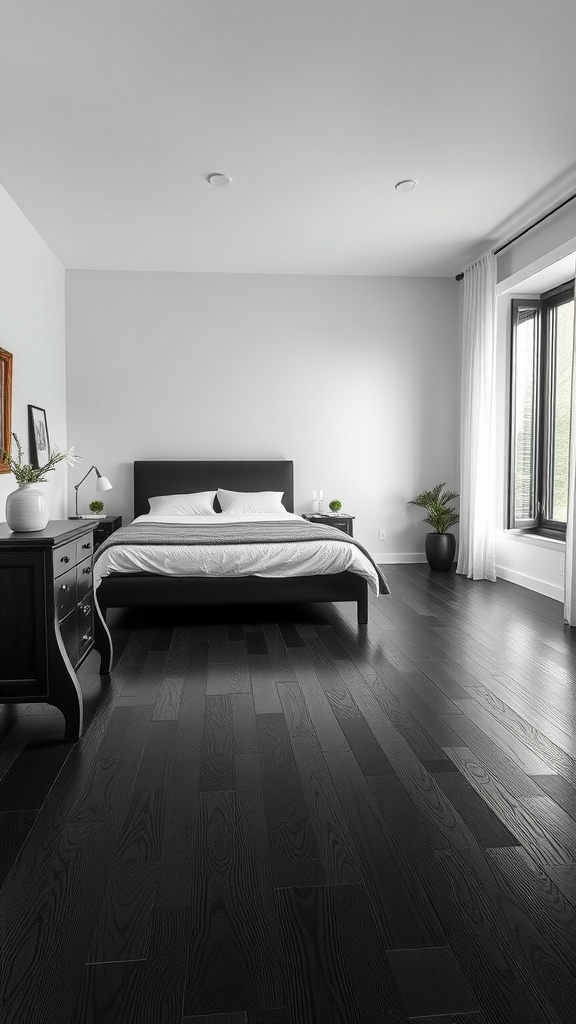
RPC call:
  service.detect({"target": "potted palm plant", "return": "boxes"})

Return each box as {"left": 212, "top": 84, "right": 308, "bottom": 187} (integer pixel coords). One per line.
{"left": 408, "top": 482, "right": 459, "bottom": 571}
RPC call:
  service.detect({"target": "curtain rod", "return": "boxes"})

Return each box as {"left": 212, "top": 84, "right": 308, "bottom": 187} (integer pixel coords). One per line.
{"left": 455, "top": 190, "right": 576, "bottom": 280}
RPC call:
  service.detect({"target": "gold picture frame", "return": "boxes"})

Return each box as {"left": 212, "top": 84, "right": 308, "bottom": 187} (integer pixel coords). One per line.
{"left": 0, "top": 348, "right": 13, "bottom": 473}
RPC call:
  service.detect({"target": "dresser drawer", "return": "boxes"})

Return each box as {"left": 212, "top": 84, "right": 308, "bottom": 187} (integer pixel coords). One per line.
{"left": 77, "top": 557, "right": 93, "bottom": 602}
{"left": 78, "top": 596, "right": 94, "bottom": 650}
{"left": 55, "top": 565, "right": 77, "bottom": 620}
{"left": 77, "top": 533, "right": 94, "bottom": 562}
{"left": 53, "top": 540, "right": 78, "bottom": 578}
{"left": 78, "top": 617, "right": 94, "bottom": 661}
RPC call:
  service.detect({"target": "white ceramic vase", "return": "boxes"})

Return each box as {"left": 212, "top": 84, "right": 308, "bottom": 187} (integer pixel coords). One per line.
{"left": 6, "top": 484, "right": 49, "bottom": 532}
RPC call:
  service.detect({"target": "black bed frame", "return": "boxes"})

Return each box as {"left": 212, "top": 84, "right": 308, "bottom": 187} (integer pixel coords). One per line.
{"left": 94, "top": 460, "right": 368, "bottom": 672}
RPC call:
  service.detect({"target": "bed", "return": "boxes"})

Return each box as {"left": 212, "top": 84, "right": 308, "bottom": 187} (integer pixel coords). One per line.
{"left": 93, "top": 460, "right": 388, "bottom": 673}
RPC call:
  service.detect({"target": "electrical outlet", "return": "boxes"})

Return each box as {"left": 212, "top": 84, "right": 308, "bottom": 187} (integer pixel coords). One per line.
{"left": 379, "top": 529, "right": 386, "bottom": 541}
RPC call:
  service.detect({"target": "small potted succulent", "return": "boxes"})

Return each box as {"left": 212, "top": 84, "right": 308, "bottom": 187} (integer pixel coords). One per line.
{"left": 88, "top": 499, "right": 106, "bottom": 517}
{"left": 408, "top": 482, "right": 459, "bottom": 571}
{"left": 329, "top": 499, "right": 342, "bottom": 513}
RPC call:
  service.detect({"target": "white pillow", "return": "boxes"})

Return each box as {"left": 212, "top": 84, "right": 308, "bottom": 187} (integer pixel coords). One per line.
{"left": 216, "top": 488, "right": 286, "bottom": 514}
{"left": 148, "top": 491, "right": 217, "bottom": 515}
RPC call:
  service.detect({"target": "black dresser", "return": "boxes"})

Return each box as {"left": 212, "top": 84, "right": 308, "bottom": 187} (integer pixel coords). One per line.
{"left": 0, "top": 520, "right": 112, "bottom": 740}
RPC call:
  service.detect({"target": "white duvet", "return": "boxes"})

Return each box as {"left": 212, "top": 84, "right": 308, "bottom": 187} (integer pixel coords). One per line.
{"left": 93, "top": 512, "right": 383, "bottom": 594}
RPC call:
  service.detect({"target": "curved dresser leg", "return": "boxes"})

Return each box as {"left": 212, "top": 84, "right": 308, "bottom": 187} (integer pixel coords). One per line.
{"left": 94, "top": 597, "right": 114, "bottom": 675}
{"left": 48, "top": 620, "right": 83, "bottom": 740}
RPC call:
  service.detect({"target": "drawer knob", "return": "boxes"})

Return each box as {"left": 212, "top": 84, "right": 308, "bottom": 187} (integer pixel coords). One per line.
{"left": 82, "top": 567, "right": 91, "bottom": 575}
{"left": 81, "top": 633, "right": 91, "bottom": 643}
{"left": 82, "top": 542, "right": 91, "bottom": 549}
{"left": 60, "top": 584, "right": 69, "bottom": 591}
{"left": 60, "top": 555, "right": 70, "bottom": 563}
{"left": 81, "top": 604, "right": 91, "bottom": 615}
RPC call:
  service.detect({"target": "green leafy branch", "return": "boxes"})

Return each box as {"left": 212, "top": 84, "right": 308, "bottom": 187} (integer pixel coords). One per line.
{"left": 0, "top": 433, "right": 80, "bottom": 484}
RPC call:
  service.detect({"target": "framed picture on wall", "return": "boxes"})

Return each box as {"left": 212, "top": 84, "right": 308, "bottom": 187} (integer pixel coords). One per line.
{"left": 28, "top": 405, "right": 50, "bottom": 469}
{"left": 0, "top": 348, "right": 13, "bottom": 473}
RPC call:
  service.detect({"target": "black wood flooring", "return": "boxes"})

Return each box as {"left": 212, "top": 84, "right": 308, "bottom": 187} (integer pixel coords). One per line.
{"left": 1, "top": 566, "right": 576, "bottom": 1022}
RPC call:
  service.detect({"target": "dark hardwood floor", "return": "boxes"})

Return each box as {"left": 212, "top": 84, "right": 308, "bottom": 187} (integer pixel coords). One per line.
{"left": 1, "top": 564, "right": 576, "bottom": 1022}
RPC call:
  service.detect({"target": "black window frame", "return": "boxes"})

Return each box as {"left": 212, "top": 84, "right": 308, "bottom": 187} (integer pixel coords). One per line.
{"left": 508, "top": 278, "right": 574, "bottom": 538}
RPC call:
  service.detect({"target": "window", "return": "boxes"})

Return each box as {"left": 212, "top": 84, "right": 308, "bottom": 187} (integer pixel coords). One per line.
{"left": 509, "top": 280, "right": 574, "bottom": 536}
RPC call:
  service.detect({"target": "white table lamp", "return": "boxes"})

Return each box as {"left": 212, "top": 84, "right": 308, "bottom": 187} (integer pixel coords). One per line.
{"left": 71, "top": 465, "right": 113, "bottom": 518}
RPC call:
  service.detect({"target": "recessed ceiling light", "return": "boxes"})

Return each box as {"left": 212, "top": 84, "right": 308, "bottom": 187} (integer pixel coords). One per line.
{"left": 395, "top": 179, "right": 417, "bottom": 192}
{"left": 207, "top": 173, "right": 232, "bottom": 187}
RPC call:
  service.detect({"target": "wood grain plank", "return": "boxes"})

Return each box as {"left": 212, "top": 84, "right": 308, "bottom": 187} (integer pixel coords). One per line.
{"left": 486, "top": 846, "right": 576, "bottom": 1019}
{"left": 231, "top": 692, "right": 258, "bottom": 754}
{"left": 152, "top": 675, "right": 183, "bottom": 721}
{"left": 199, "top": 695, "right": 235, "bottom": 792}
{"left": 267, "top": 817, "right": 325, "bottom": 888}
{"left": 463, "top": 683, "right": 576, "bottom": 778}
{"left": 441, "top": 718, "right": 543, "bottom": 798}
{"left": 0, "top": 738, "right": 74, "bottom": 811}
{"left": 116, "top": 649, "right": 168, "bottom": 706}
{"left": 529, "top": 773, "right": 576, "bottom": 821}
{"left": 76, "top": 906, "right": 188, "bottom": 1023}
{"left": 87, "top": 790, "right": 165, "bottom": 964}
{"left": 207, "top": 643, "right": 251, "bottom": 695}
{"left": 0, "top": 809, "right": 37, "bottom": 887}
{"left": 434, "top": 771, "right": 519, "bottom": 848}
{"left": 433, "top": 846, "right": 566, "bottom": 1024}
{"left": 290, "top": 736, "right": 363, "bottom": 885}
{"left": 164, "top": 644, "right": 208, "bottom": 824}
{"left": 0, "top": 821, "right": 110, "bottom": 1024}
{"left": 444, "top": 747, "right": 576, "bottom": 865}
{"left": 183, "top": 1015, "right": 246, "bottom": 1024}
{"left": 256, "top": 714, "right": 307, "bottom": 821}
{"left": 133, "top": 720, "right": 178, "bottom": 791}
{"left": 276, "top": 679, "right": 317, "bottom": 740}
{"left": 155, "top": 820, "right": 197, "bottom": 908}
{"left": 246, "top": 1012, "right": 289, "bottom": 1024}
{"left": 185, "top": 790, "right": 285, "bottom": 1016}
{"left": 452, "top": 697, "right": 554, "bottom": 775}
{"left": 286, "top": 647, "right": 349, "bottom": 752}
{"left": 276, "top": 883, "right": 406, "bottom": 1024}
{"left": 386, "top": 945, "right": 480, "bottom": 1018}
{"left": 325, "top": 750, "right": 446, "bottom": 947}
{"left": 249, "top": 653, "right": 283, "bottom": 714}
{"left": 261, "top": 623, "right": 297, "bottom": 682}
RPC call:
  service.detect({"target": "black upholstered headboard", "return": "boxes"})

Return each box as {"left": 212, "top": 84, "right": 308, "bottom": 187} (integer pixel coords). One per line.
{"left": 133, "top": 460, "right": 294, "bottom": 518}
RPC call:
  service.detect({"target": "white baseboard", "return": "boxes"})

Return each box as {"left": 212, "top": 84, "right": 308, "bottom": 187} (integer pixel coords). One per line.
{"left": 496, "top": 564, "right": 564, "bottom": 603}
{"left": 370, "top": 552, "right": 427, "bottom": 564}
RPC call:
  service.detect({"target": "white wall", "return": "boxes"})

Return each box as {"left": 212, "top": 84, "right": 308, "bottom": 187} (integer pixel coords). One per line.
{"left": 0, "top": 183, "right": 67, "bottom": 522}
{"left": 65, "top": 271, "right": 459, "bottom": 559}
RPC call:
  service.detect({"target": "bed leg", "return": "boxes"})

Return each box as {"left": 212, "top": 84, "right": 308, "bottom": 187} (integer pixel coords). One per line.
{"left": 357, "top": 590, "right": 368, "bottom": 625}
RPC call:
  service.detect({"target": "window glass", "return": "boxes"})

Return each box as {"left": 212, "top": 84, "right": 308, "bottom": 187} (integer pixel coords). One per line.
{"left": 550, "top": 298, "right": 574, "bottom": 523}
{"left": 512, "top": 306, "right": 538, "bottom": 524}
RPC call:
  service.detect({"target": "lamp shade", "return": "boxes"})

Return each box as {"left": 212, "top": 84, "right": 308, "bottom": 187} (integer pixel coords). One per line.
{"left": 96, "top": 475, "right": 113, "bottom": 492}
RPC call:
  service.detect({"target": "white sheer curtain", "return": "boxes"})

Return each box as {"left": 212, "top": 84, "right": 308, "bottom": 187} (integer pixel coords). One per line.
{"left": 456, "top": 252, "right": 497, "bottom": 581}
{"left": 564, "top": 304, "right": 576, "bottom": 625}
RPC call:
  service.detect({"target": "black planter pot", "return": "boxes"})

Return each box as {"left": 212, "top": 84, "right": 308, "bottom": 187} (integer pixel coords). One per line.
{"left": 425, "top": 532, "right": 456, "bottom": 571}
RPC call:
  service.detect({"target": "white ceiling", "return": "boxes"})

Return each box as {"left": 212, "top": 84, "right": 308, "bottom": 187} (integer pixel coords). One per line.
{"left": 1, "top": 0, "right": 576, "bottom": 277}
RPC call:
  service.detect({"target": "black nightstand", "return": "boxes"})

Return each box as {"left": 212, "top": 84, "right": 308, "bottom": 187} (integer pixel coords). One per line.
{"left": 301, "top": 513, "right": 354, "bottom": 537}
{"left": 77, "top": 515, "right": 122, "bottom": 550}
